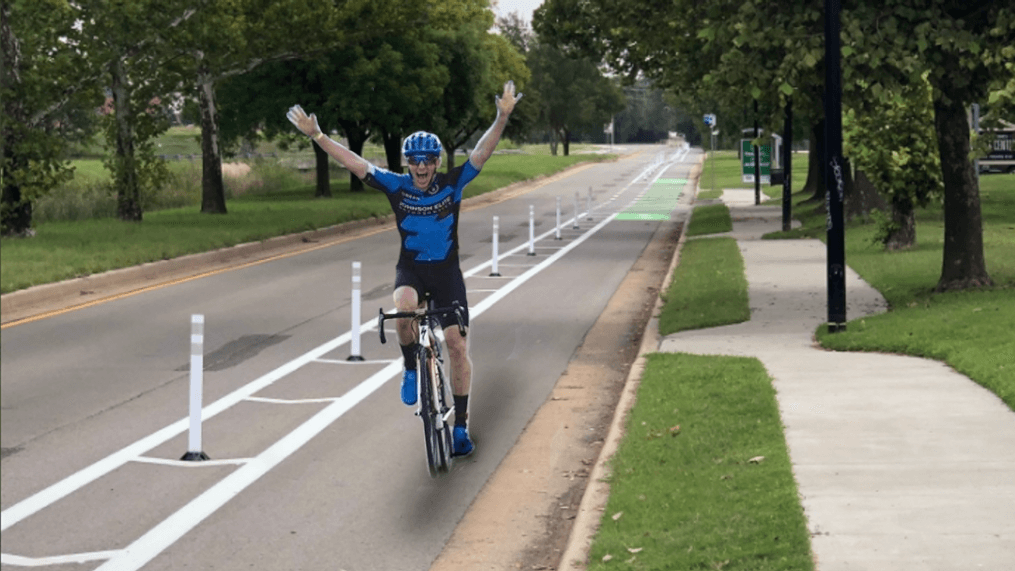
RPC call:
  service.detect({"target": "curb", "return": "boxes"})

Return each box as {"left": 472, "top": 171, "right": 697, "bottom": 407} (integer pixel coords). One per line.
{"left": 556, "top": 155, "right": 703, "bottom": 569}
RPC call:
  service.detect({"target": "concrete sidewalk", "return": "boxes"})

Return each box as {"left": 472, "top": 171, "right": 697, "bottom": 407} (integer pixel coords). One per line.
{"left": 658, "top": 189, "right": 1015, "bottom": 570}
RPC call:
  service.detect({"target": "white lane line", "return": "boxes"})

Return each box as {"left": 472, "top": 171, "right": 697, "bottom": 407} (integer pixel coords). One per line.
{"left": 2, "top": 151, "right": 685, "bottom": 566}
{"left": 244, "top": 396, "right": 340, "bottom": 405}
{"left": 131, "top": 457, "right": 252, "bottom": 468}
{"left": 1, "top": 551, "right": 123, "bottom": 567}
{"left": 312, "top": 358, "right": 397, "bottom": 366}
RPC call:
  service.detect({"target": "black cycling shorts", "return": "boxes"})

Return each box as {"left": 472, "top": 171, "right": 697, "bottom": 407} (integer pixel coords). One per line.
{"left": 394, "top": 261, "right": 470, "bottom": 331}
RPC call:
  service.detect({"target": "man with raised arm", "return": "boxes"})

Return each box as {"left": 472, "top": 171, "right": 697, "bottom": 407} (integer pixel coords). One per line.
{"left": 287, "top": 81, "right": 522, "bottom": 457}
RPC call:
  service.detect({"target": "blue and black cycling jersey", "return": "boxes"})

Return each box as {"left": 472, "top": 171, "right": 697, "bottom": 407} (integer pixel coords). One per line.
{"left": 363, "top": 160, "right": 481, "bottom": 267}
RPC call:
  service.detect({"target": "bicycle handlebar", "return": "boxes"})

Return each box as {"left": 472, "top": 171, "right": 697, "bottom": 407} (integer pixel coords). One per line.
{"left": 377, "top": 302, "right": 466, "bottom": 344}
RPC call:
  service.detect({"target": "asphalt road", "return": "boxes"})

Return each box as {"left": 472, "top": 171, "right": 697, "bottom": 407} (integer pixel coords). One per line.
{"left": 0, "top": 144, "right": 701, "bottom": 570}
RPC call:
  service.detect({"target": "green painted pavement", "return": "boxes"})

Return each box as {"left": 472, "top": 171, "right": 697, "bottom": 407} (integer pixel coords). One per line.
{"left": 615, "top": 178, "right": 686, "bottom": 221}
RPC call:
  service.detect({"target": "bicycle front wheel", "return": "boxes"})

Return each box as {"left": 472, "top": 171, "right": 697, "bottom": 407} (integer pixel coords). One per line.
{"left": 418, "top": 348, "right": 443, "bottom": 478}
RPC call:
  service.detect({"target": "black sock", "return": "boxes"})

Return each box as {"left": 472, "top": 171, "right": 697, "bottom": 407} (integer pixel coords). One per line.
{"left": 400, "top": 343, "right": 418, "bottom": 370}
{"left": 454, "top": 395, "right": 469, "bottom": 427}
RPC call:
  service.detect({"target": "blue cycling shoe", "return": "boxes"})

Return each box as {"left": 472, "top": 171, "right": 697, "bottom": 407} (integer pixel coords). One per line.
{"left": 401, "top": 370, "right": 417, "bottom": 406}
{"left": 452, "top": 425, "right": 474, "bottom": 457}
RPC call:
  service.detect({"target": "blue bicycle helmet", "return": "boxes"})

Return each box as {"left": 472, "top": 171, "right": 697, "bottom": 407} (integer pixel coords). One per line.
{"left": 402, "top": 131, "right": 443, "bottom": 158}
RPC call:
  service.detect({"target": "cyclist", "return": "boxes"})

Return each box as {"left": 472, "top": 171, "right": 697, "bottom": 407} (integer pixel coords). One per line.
{"left": 286, "top": 81, "right": 522, "bottom": 457}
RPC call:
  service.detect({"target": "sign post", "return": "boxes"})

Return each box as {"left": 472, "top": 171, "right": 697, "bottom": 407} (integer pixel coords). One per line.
{"left": 704, "top": 114, "right": 717, "bottom": 193}
{"left": 740, "top": 139, "right": 771, "bottom": 184}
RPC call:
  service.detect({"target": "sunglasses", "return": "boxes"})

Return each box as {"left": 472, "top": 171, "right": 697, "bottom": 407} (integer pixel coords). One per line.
{"left": 407, "top": 156, "right": 438, "bottom": 166}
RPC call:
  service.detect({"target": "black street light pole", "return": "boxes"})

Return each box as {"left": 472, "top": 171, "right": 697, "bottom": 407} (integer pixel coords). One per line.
{"left": 825, "top": 0, "right": 847, "bottom": 331}
{"left": 782, "top": 98, "right": 793, "bottom": 232}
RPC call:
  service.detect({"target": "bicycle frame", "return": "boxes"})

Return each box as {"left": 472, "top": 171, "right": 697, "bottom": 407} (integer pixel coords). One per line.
{"left": 378, "top": 300, "right": 465, "bottom": 476}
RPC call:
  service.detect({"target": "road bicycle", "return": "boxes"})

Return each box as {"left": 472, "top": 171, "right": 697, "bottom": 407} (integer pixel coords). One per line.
{"left": 378, "top": 297, "right": 466, "bottom": 477}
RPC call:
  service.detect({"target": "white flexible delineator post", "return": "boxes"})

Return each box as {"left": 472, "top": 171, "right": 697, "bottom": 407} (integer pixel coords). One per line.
{"left": 572, "top": 191, "right": 580, "bottom": 230}
{"left": 527, "top": 205, "right": 536, "bottom": 256}
{"left": 490, "top": 216, "right": 502, "bottom": 276}
{"left": 348, "top": 262, "right": 365, "bottom": 361}
{"left": 587, "top": 186, "right": 594, "bottom": 220}
{"left": 182, "top": 314, "right": 209, "bottom": 461}
{"left": 555, "top": 196, "right": 562, "bottom": 240}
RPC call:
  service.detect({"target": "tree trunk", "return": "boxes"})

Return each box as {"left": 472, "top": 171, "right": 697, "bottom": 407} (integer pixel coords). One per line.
{"left": 312, "top": 140, "right": 331, "bottom": 197}
{"left": 846, "top": 168, "right": 887, "bottom": 221}
{"left": 1, "top": 3, "right": 33, "bottom": 237}
{"left": 111, "top": 57, "right": 143, "bottom": 221}
{"left": 549, "top": 135, "right": 558, "bottom": 156}
{"left": 198, "top": 70, "right": 227, "bottom": 214}
{"left": 885, "top": 195, "right": 916, "bottom": 250}
{"left": 563, "top": 128, "right": 570, "bottom": 156}
{"left": 933, "top": 96, "right": 992, "bottom": 290}
{"left": 0, "top": 157, "right": 32, "bottom": 236}
{"left": 803, "top": 120, "right": 826, "bottom": 203}
{"left": 380, "top": 129, "right": 404, "bottom": 173}
{"left": 444, "top": 146, "right": 457, "bottom": 172}
{"left": 339, "top": 120, "right": 368, "bottom": 192}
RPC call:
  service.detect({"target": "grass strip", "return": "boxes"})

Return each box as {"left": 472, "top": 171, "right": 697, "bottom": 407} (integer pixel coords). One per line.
{"left": 696, "top": 189, "right": 723, "bottom": 201}
{"left": 0, "top": 153, "right": 610, "bottom": 294}
{"left": 686, "top": 203, "right": 733, "bottom": 236}
{"left": 659, "top": 237, "right": 749, "bottom": 335}
{"left": 587, "top": 353, "right": 813, "bottom": 571}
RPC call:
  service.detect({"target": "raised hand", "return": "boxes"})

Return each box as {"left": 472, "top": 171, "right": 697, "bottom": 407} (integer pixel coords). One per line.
{"left": 495, "top": 80, "right": 523, "bottom": 116}
{"left": 286, "top": 104, "right": 321, "bottom": 138}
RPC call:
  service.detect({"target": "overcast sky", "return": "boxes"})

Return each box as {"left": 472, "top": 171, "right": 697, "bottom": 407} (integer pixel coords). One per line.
{"left": 492, "top": 0, "right": 544, "bottom": 24}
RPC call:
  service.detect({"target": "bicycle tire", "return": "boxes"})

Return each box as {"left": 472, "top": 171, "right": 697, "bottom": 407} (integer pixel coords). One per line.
{"left": 432, "top": 357, "right": 454, "bottom": 472}
{"left": 418, "top": 347, "right": 443, "bottom": 478}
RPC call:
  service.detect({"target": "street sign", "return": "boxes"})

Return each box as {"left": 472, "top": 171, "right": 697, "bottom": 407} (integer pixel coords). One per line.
{"left": 740, "top": 139, "right": 771, "bottom": 183}
{"left": 703, "top": 113, "right": 716, "bottom": 126}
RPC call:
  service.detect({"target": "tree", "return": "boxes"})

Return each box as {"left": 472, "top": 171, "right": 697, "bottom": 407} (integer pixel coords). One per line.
{"left": 430, "top": 27, "right": 533, "bottom": 169}
{"left": 527, "top": 41, "right": 624, "bottom": 155}
{"left": 1, "top": 0, "right": 102, "bottom": 236}
{"left": 84, "top": 0, "right": 194, "bottom": 222}
{"left": 493, "top": 12, "right": 542, "bottom": 143}
{"left": 845, "top": 0, "right": 1014, "bottom": 290}
{"left": 844, "top": 79, "right": 942, "bottom": 250}
{"left": 539, "top": 0, "right": 1014, "bottom": 291}
{"left": 175, "top": 0, "right": 361, "bottom": 212}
